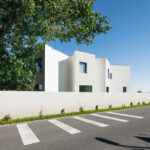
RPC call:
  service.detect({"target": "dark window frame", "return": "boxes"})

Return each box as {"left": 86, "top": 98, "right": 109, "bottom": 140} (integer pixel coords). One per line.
{"left": 106, "top": 87, "right": 109, "bottom": 93}
{"left": 123, "top": 87, "right": 127, "bottom": 93}
{"left": 79, "top": 85, "right": 92, "bottom": 92}
{"left": 79, "top": 62, "right": 87, "bottom": 73}
{"left": 36, "top": 58, "right": 42, "bottom": 74}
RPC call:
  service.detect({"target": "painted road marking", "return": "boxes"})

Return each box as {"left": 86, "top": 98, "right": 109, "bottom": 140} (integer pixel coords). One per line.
{"left": 48, "top": 119, "right": 81, "bottom": 134}
{"left": 106, "top": 112, "right": 144, "bottom": 119}
{"left": 91, "top": 114, "right": 129, "bottom": 122}
{"left": 72, "top": 116, "right": 109, "bottom": 127}
{"left": 17, "top": 123, "right": 39, "bottom": 145}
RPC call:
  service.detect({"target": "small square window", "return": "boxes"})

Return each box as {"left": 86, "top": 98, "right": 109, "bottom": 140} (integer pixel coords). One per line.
{"left": 34, "top": 84, "right": 42, "bottom": 91}
{"left": 39, "top": 84, "right": 42, "bottom": 90}
{"left": 123, "top": 87, "right": 127, "bottom": 93}
{"left": 79, "top": 62, "right": 87, "bottom": 73}
{"left": 106, "top": 87, "right": 109, "bottom": 93}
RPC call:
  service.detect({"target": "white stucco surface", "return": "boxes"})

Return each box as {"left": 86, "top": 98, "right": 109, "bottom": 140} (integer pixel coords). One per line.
{"left": 110, "top": 65, "right": 130, "bottom": 92}
{"left": 44, "top": 45, "right": 68, "bottom": 92}
{"left": 37, "top": 44, "right": 130, "bottom": 93}
{"left": 0, "top": 91, "right": 149, "bottom": 119}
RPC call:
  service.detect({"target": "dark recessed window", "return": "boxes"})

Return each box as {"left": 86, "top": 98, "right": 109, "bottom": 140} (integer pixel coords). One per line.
{"left": 106, "top": 87, "right": 109, "bottom": 93}
{"left": 110, "top": 73, "right": 112, "bottom": 79}
{"left": 34, "top": 84, "right": 43, "bottom": 91}
{"left": 79, "top": 85, "right": 92, "bottom": 92}
{"left": 79, "top": 62, "right": 87, "bottom": 73}
{"left": 36, "top": 58, "right": 42, "bottom": 73}
{"left": 123, "top": 87, "right": 127, "bottom": 93}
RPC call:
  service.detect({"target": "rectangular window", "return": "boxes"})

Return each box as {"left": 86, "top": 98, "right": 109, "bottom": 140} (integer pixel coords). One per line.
{"left": 36, "top": 58, "right": 42, "bottom": 73}
{"left": 34, "top": 84, "right": 43, "bottom": 91}
{"left": 39, "top": 84, "right": 43, "bottom": 90}
{"left": 123, "top": 87, "right": 127, "bottom": 93}
{"left": 106, "top": 87, "right": 109, "bottom": 93}
{"left": 79, "top": 85, "right": 92, "bottom": 92}
{"left": 79, "top": 62, "right": 87, "bottom": 73}
{"left": 108, "top": 69, "right": 109, "bottom": 79}
{"left": 110, "top": 73, "right": 112, "bottom": 79}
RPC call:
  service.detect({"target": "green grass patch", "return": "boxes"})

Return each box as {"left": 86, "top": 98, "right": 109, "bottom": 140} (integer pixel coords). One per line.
{"left": 0, "top": 103, "right": 150, "bottom": 125}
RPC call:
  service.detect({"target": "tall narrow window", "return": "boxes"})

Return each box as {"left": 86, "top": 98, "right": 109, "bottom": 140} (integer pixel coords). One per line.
{"left": 79, "top": 62, "right": 87, "bottom": 73}
{"left": 108, "top": 69, "right": 109, "bottom": 79}
{"left": 110, "top": 73, "right": 112, "bottom": 79}
{"left": 123, "top": 87, "right": 127, "bottom": 93}
{"left": 106, "top": 87, "right": 109, "bottom": 93}
{"left": 36, "top": 58, "right": 42, "bottom": 73}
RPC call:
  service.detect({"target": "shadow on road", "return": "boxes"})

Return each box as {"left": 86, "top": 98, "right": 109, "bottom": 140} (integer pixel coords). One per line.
{"left": 95, "top": 137, "right": 150, "bottom": 150}
{"left": 135, "top": 136, "right": 150, "bottom": 144}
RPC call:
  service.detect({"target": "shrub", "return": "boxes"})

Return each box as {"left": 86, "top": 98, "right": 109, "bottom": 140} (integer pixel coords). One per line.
{"left": 122, "top": 104, "right": 125, "bottom": 107}
{"left": 39, "top": 109, "right": 43, "bottom": 118}
{"left": 149, "top": 101, "right": 150, "bottom": 104}
{"left": 130, "top": 102, "right": 133, "bottom": 106}
{"left": 79, "top": 107, "right": 84, "bottom": 112}
{"left": 95, "top": 105, "right": 99, "bottom": 110}
{"left": 1, "top": 114, "right": 12, "bottom": 121}
{"left": 142, "top": 101, "right": 145, "bottom": 105}
{"left": 61, "top": 108, "right": 65, "bottom": 115}
{"left": 109, "top": 105, "right": 112, "bottom": 109}
{"left": 137, "top": 102, "right": 140, "bottom": 105}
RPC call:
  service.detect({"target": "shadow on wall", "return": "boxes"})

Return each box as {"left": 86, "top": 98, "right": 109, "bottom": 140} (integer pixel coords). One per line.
{"left": 58, "top": 60, "right": 68, "bottom": 91}
{"left": 95, "top": 137, "right": 150, "bottom": 149}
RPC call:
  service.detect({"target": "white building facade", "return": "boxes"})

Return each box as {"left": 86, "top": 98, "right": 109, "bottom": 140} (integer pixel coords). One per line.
{"left": 36, "top": 44, "right": 130, "bottom": 93}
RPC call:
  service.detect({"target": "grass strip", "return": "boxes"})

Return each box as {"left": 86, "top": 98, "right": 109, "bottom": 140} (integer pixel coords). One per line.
{"left": 0, "top": 103, "right": 150, "bottom": 125}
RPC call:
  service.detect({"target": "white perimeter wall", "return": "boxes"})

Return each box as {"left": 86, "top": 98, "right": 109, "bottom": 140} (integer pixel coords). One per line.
{"left": 0, "top": 91, "right": 150, "bottom": 119}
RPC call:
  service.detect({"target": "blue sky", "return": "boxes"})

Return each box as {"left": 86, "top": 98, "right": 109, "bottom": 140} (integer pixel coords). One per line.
{"left": 48, "top": 0, "right": 150, "bottom": 92}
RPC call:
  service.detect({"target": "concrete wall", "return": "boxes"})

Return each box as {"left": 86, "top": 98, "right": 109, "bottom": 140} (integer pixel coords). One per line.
{"left": 59, "top": 59, "right": 70, "bottom": 91}
{"left": 72, "top": 51, "right": 96, "bottom": 92}
{"left": 105, "top": 58, "right": 111, "bottom": 92}
{"left": 44, "top": 45, "right": 68, "bottom": 92}
{"left": 95, "top": 58, "right": 105, "bottom": 92}
{"left": 0, "top": 91, "right": 150, "bottom": 119}
{"left": 111, "top": 65, "right": 130, "bottom": 92}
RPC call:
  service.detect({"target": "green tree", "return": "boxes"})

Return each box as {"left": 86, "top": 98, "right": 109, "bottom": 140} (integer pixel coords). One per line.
{"left": 0, "top": 0, "right": 111, "bottom": 90}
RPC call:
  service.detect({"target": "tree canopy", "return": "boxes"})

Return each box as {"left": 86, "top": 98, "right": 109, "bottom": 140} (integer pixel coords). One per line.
{"left": 0, "top": 0, "right": 111, "bottom": 90}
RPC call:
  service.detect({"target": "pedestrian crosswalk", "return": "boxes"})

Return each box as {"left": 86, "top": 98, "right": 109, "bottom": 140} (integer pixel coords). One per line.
{"left": 16, "top": 111, "right": 144, "bottom": 145}
{"left": 17, "top": 123, "right": 40, "bottom": 145}
{"left": 91, "top": 114, "right": 129, "bottom": 122}
{"left": 106, "top": 111, "right": 144, "bottom": 119}
{"left": 72, "top": 116, "right": 109, "bottom": 127}
{"left": 48, "top": 119, "right": 81, "bottom": 134}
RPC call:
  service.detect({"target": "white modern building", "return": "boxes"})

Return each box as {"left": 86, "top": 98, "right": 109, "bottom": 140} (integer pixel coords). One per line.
{"left": 35, "top": 44, "right": 130, "bottom": 93}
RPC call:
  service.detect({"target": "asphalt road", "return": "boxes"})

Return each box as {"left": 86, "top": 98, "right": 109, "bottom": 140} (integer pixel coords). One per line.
{"left": 0, "top": 106, "right": 150, "bottom": 150}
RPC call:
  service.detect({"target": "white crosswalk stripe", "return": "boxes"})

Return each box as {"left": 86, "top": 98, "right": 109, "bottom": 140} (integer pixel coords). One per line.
{"left": 48, "top": 119, "right": 81, "bottom": 134}
{"left": 106, "top": 111, "right": 144, "bottom": 119}
{"left": 72, "top": 116, "right": 109, "bottom": 127}
{"left": 91, "top": 114, "right": 129, "bottom": 122}
{"left": 17, "top": 123, "right": 39, "bottom": 145}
